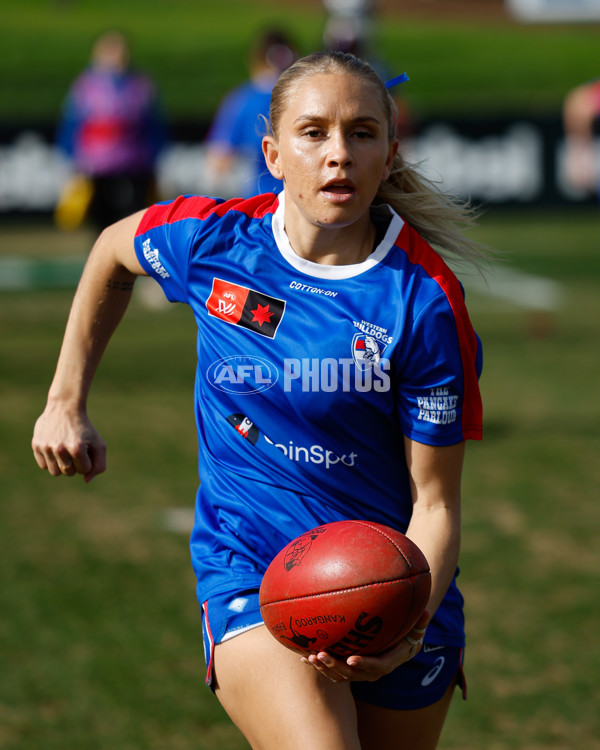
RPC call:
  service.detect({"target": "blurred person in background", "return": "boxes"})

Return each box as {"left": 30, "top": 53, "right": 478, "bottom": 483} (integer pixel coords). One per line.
{"left": 203, "top": 28, "right": 297, "bottom": 197}
{"left": 56, "top": 29, "right": 168, "bottom": 230}
{"left": 322, "top": 4, "right": 382, "bottom": 76}
{"left": 322, "top": 3, "right": 415, "bottom": 141}
{"left": 562, "top": 77, "right": 600, "bottom": 197}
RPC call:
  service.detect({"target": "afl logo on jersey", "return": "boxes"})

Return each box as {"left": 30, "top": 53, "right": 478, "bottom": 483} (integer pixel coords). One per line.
{"left": 207, "top": 355, "right": 279, "bottom": 395}
{"left": 352, "top": 334, "right": 384, "bottom": 370}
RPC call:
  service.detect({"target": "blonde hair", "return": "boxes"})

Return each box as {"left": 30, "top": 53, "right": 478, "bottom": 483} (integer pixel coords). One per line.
{"left": 269, "top": 51, "right": 488, "bottom": 268}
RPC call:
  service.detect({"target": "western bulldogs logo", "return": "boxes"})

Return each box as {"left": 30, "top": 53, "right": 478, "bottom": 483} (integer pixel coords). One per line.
{"left": 284, "top": 527, "right": 327, "bottom": 571}
{"left": 352, "top": 334, "right": 385, "bottom": 370}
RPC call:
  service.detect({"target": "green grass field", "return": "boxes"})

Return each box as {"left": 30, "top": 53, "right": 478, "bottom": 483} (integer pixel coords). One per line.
{"left": 1, "top": 207, "right": 599, "bottom": 749}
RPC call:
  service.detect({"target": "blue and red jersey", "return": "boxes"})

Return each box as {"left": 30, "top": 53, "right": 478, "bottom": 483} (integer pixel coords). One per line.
{"left": 134, "top": 191, "right": 482, "bottom": 647}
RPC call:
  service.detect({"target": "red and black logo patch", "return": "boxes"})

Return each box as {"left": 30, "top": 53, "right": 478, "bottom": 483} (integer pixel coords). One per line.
{"left": 206, "top": 278, "right": 285, "bottom": 339}
{"left": 226, "top": 413, "right": 260, "bottom": 445}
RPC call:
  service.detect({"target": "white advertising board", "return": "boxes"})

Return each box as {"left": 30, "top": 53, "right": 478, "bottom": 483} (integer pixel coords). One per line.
{"left": 506, "top": 0, "right": 600, "bottom": 22}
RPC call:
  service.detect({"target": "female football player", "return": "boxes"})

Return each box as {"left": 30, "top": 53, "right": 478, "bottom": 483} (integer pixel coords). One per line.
{"left": 33, "top": 51, "right": 486, "bottom": 749}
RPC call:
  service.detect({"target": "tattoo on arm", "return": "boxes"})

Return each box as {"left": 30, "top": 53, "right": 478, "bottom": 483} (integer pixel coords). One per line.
{"left": 106, "top": 279, "right": 134, "bottom": 292}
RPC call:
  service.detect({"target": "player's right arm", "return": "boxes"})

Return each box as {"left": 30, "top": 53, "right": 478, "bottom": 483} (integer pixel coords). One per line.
{"left": 32, "top": 210, "right": 148, "bottom": 482}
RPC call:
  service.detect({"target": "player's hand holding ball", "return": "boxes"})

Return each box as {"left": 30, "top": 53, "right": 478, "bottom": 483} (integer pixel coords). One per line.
{"left": 301, "top": 606, "right": 430, "bottom": 684}
{"left": 259, "top": 520, "right": 431, "bottom": 682}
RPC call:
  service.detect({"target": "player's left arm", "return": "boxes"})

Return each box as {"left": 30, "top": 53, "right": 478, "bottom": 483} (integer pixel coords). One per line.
{"left": 301, "top": 438, "right": 465, "bottom": 683}
{"left": 402, "top": 437, "right": 465, "bottom": 623}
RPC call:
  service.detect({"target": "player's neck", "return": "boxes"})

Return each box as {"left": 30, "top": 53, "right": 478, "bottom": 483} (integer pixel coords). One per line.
{"left": 285, "top": 215, "right": 376, "bottom": 267}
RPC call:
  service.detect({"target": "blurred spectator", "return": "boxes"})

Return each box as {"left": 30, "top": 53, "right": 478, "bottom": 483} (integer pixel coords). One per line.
{"left": 56, "top": 30, "right": 167, "bottom": 230}
{"left": 563, "top": 77, "right": 600, "bottom": 195}
{"left": 322, "top": 7, "right": 415, "bottom": 142}
{"left": 323, "top": 13, "right": 379, "bottom": 72}
{"left": 204, "top": 29, "right": 297, "bottom": 197}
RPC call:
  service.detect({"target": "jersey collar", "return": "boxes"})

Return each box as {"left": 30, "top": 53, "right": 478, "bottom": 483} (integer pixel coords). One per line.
{"left": 271, "top": 191, "right": 404, "bottom": 280}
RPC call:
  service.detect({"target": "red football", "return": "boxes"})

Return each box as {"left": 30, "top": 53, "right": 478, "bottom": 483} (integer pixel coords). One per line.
{"left": 259, "top": 520, "right": 431, "bottom": 657}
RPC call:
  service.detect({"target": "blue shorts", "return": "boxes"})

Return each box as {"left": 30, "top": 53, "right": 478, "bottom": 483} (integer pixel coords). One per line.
{"left": 201, "top": 589, "right": 466, "bottom": 710}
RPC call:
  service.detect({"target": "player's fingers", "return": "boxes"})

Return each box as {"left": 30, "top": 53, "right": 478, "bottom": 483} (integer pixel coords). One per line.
{"left": 34, "top": 439, "right": 104, "bottom": 480}
{"left": 47, "top": 453, "right": 77, "bottom": 477}
{"left": 32, "top": 443, "right": 66, "bottom": 476}
{"left": 70, "top": 445, "right": 93, "bottom": 476}
{"left": 32, "top": 433, "right": 61, "bottom": 475}
{"left": 343, "top": 653, "right": 389, "bottom": 680}
{"left": 53, "top": 444, "right": 80, "bottom": 476}
{"left": 82, "top": 439, "right": 107, "bottom": 483}
{"left": 403, "top": 633, "right": 424, "bottom": 659}
{"left": 402, "top": 611, "right": 430, "bottom": 659}
{"left": 316, "top": 653, "right": 351, "bottom": 681}
{"left": 46, "top": 456, "right": 66, "bottom": 477}
{"left": 413, "top": 609, "right": 431, "bottom": 632}
{"left": 32, "top": 445, "right": 49, "bottom": 472}
{"left": 301, "top": 653, "right": 349, "bottom": 683}
{"left": 31, "top": 432, "right": 73, "bottom": 475}
{"left": 345, "top": 629, "right": 428, "bottom": 677}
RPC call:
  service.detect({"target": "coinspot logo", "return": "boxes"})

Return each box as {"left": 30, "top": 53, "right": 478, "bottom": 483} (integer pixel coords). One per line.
{"left": 207, "top": 355, "right": 278, "bottom": 395}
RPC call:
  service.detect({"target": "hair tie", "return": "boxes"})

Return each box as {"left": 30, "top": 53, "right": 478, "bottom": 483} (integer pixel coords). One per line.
{"left": 385, "top": 73, "right": 410, "bottom": 89}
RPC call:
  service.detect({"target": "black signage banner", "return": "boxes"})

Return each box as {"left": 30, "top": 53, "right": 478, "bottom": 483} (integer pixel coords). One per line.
{"left": 0, "top": 116, "right": 597, "bottom": 217}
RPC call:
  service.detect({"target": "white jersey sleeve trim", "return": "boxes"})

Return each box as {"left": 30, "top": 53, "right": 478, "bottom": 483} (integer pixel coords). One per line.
{"left": 271, "top": 191, "right": 405, "bottom": 280}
